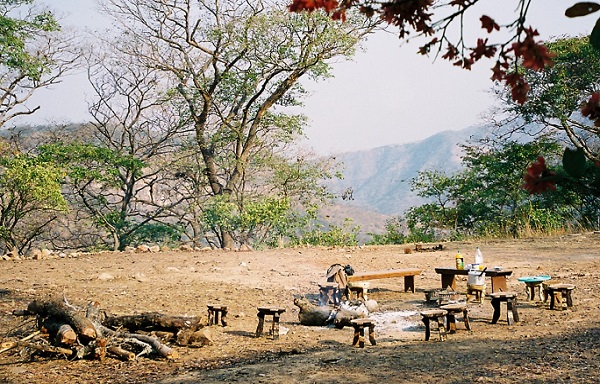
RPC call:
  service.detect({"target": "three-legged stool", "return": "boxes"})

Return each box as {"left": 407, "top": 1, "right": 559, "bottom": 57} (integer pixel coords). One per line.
{"left": 547, "top": 283, "right": 576, "bottom": 310}
{"left": 490, "top": 292, "right": 520, "bottom": 325}
{"left": 347, "top": 281, "right": 369, "bottom": 301}
{"left": 518, "top": 275, "right": 551, "bottom": 301}
{"left": 255, "top": 307, "right": 286, "bottom": 339}
{"left": 319, "top": 282, "right": 340, "bottom": 305}
{"left": 467, "top": 284, "right": 485, "bottom": 304}
{"left": 207, "top": 304, "right": 228, "bottom": 326}
{"left": 420, "top": 309, "right": 447, "bottom": 341}
{"left": 350, "top": 318, "right": 376, "bottom": 348}
{"left": 439, "top": 303, "right": 471, "bottom": 333}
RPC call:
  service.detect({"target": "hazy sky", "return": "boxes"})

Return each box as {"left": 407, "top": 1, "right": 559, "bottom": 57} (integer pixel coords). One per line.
{"left": 26, "top": 0, "right": 592, "bottom": 154}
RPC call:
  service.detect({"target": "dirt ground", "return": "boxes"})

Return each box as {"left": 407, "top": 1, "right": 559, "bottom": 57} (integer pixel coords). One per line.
{"left": 1, "top": 234, "right": 600, "bottom": 383}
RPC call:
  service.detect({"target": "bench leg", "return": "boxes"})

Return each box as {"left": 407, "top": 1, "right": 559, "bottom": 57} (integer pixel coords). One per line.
{"left": 508, "top": 297, "right": 519, "bottom": 323}
{"left": 404, "top": 275, "right": 416, "bottom": 293}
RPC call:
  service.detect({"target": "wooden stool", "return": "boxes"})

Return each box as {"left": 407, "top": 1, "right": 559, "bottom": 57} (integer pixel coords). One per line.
{"left": 490, "top": 292, "right": 520, "bottom": 325}
{"left": 255, "top": 307, "right": 286, "bottom": 339}
{"left": 437, "top": 289, "right": 462, "bottom": 306}
{"left": 518, "top": 276, "right": 551, "bottom": 301}
{"left": 423, "top": 288, "right": 441, "bottom": 304}
{"left": 207, "top": 304, "right": 228, "bottom": 326}
{"left": 347, "top": 281, "right": 369, "bottom": 301}
{"left": 542, "top": 280, "right": 554, "bottom": 303}
{"left": 439, "top": 303, "right": 471, "bottom": 333}
{"left": 350, "top": 318, "right": 376, "bottom": 348}
{"left": 319, "top": 282, "right": 340, "bottom": 305}
{"left": 547, "top": 284, "right": 576, "bottom": 310}
{"left": 420, "top": 309, "right": 447, "bottom": 341}
{"left": 467, "top": 284, "right": 485, "bottom": 304}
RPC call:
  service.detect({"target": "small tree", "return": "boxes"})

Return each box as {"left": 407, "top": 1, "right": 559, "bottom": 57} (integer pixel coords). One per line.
{"left": 0, "top": 143, "right": 67, "bottom": 254}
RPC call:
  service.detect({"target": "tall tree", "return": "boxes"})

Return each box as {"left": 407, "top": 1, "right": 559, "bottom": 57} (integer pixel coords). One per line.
{"left": 101, "top": 0, "right": 376, "bottom": 248}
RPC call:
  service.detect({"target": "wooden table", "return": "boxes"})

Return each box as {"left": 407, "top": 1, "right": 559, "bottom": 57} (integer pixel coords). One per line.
{"left": 434, "top": 267, "right": 513, "bottom": 293}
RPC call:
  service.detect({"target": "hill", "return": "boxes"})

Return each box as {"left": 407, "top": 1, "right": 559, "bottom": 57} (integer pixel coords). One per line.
{"left": 325, "top": 125, "right": 491, "bottom": 233}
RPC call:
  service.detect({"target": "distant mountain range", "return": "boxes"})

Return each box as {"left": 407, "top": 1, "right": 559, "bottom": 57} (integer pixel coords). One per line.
{"left": 323, "top": 125, "right": 491, "bottom": 234}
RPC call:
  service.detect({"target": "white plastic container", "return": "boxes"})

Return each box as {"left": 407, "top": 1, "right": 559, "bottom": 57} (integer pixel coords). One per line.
{"left": 475, "top": 247, "right": 483, "bottom": 265}
{"left": 468, "top": 268, "right": 485, "bottom": 286}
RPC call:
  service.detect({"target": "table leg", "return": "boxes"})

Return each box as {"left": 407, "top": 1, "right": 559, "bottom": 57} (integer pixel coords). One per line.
{"left": 255, "top": 312, "right": 265, "bottom": 337}
{"left": 440, "top": 274, "right": 456, "bottom": 290}
{"left": 273, "top": 313, "right": 280, "bottom": 340}
{"left": 490, "top": 276, "right": 507, "bottom": 293}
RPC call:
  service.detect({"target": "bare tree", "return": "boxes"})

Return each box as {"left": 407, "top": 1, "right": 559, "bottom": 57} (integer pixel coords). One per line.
{"left": 101, "top": 0, "right": 377, "bottom": 248}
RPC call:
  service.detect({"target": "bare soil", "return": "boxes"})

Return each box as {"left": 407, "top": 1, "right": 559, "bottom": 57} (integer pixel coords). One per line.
{"left": 1, "top": 234, "right": 600, "bottom": 383}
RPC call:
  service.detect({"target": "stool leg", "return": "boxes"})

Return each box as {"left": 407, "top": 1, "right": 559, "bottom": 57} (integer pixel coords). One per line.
{"left": 437, "top": 316, "right": 446, "bottom": 341}
{"left": 358, "top": 325, "right": 365, "bottom": 348}
{"left": 565, "top": 290, "right": 574, "bottom": 307}
{"left": 506, "top": 301, "right": 514, "bottom": 325}
{"left": 422, "top": 317, "right": 431, "bottom": 341}
{"left": 510, "top": 298, "right": 519, "bottom": 322}
{"left": 550, "top": 290, "right": 557, "bottom": 310}
{"left": 446, "top": 312, "right": 457, "bottom": 334}
{"left": 255, "top": 312, "right": 265, "bottom": 338}
{"left": 272, "top": 313, "right": 280, "bottom": 340}
{"left": 221, "top": 309, "right": 228, "bottom": 326}
{"left": 491, "top": 298, "right": 501, "bottom": 324}
{"left": 368, "top": 324, "right": 376, "bottom": 346}
{"left": 352, "top": 324, "right": 360, "bottom": 346}
{"left": 463, "top": 309, "right": 471, "bottom": 331}
{"left": 207, "top": 309, "right": 213, "bottom": 326}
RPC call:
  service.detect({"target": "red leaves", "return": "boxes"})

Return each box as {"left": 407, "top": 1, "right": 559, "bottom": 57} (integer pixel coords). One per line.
{"left": 523, "top": 156, "right": 557, "bottom": 194}
{"left": 288, "top": 0, "right": 557, "bottom": 105}
{"left": 510, "top": 28, "right": 555, "bottom": 71}
{"left": 480, "top": 15, "right": 499, "bottom": 33}
{"left": 288, "top": 0, "right": 339, "bottom": 13}
{"left": 581, "top": 92, "right": 600, "bottom": 127}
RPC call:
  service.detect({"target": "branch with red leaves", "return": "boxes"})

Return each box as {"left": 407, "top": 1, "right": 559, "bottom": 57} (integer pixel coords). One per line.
{"left": 289, "top": 0, "right": 600, "bottom": 108}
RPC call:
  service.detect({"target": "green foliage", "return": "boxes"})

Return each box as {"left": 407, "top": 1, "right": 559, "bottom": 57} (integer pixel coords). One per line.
{"left": 292, "top": 218, "right": 360, "bottom": 247}
{"left": 406, "top": 139, "right": 581, "bottom": 240}
{"left": 0, "top": 148, "right": 67, "bottom": 252}
{"left": 0, "top": 0, "right": 60, "bottom": 80}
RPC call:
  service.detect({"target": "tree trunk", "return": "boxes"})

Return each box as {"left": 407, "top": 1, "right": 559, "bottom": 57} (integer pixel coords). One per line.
{"left": 221, "top": 229, "right": 235, "bottom": 249}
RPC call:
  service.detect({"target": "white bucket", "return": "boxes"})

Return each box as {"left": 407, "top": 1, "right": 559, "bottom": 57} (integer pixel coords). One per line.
{"left": 468, "top": 269, "right": 485, "bottom": 286}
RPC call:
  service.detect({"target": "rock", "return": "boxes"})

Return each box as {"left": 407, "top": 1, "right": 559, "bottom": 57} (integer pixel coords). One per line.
{"left": 239, "top": 244, "right": 253, "bottom": 252}
{"left": 41, "top": 249, "right": 52, "bottom": 258}
{"left": 98, "top": 273, "right": 115, "bottom": 281}
{"left": 364, "top": 299, "right": 379, "bottom": 313}
{"left": 124, "top": 246, "right": 136, "bottom": 253}
{"left": 31, "top": 249, "right": 42, "bottom": 260}
{"left": 188, "top": 328, "right": 213, "bottom": 347}
{"left": 148, "top": 245, "right": 160, "bottom": 253}
{"left": 136, "top": 245, "right": 150, "bottom": 253}
{"left": 179, "top": 244, "right": 193, "bottom": 252}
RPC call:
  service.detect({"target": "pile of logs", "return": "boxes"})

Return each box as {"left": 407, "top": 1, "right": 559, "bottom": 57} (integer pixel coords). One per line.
{"left": 1, "top": 297, "right": 211, "bottom": 361}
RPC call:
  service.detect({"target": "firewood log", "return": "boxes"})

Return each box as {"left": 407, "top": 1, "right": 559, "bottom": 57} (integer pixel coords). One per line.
{"left": 27, "top": 298, "right": 97, "bottom": 342}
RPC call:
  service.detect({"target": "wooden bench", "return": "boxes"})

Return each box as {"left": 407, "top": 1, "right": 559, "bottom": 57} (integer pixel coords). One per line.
{"left": 347, "top": 268, "right": 422, "bottom": 293}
